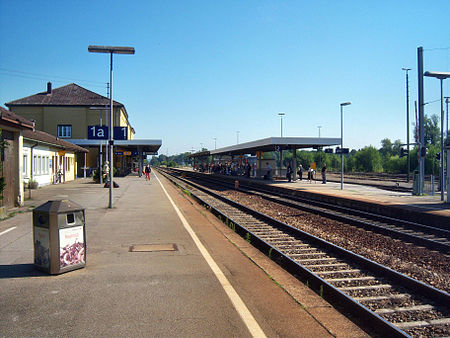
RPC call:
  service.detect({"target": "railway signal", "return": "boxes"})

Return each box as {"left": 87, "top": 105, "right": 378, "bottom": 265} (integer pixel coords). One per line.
{"left": 399, "top": 148, "right": 409, "bottom": 158}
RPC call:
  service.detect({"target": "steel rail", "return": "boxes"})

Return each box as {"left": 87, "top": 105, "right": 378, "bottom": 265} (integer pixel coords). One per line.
{"left": 168, "top": 168, "right": 449, "bottom": 254}
{"left": 156, "top": 167, "right": 449, "bottom": 337}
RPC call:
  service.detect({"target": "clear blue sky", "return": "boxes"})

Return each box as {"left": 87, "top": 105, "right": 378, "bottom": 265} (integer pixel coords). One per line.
{"left": 1, "top": 1, "right": 449, "bottom": 155}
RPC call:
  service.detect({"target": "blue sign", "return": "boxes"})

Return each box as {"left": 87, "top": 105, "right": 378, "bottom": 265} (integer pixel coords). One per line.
{"left": 114, "top": 126, "right": 128, "bottom": 140}
{"left": 88, "top": 125, "right": 108, "bottom": 139}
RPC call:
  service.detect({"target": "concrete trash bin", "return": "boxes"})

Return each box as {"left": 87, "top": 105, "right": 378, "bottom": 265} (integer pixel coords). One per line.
{"left": 33, "top": 200, "right": 86, "bottom": 274}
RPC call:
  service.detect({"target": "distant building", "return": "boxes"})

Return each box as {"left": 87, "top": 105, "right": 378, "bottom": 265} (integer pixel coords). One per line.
{"left": 6, "top": 82, "right": 161, "bottom": 177}
{"left": 0, "top": 106, "right": 88, "bottom": 209}
{"left": 0, "top": 106, "right": 34, "bottom": 207}
{"left": 22, "top": 129, "right": 88, "bottom": 187}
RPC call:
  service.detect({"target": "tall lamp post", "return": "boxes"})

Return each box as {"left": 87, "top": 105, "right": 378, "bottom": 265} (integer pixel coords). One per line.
{"left": 402, "top": 68, "right": 411, "bottom": 183}
{"left": 317, "top": 125, "right": 322, "bottom": 138}
{"left": 340, "top": 102, "right": 351, "bottom": 190}
{"left": 278, "top": 112, "right": 285, "bottom": 137}
{"left": 424, "top": 71, "right": 450, "bottom": 201}
{"left": 236, "top": 131, "right": 240, "bottom": 144}
{"left": 213, "top": 138, "right": 217, "bottom": 150}
{"left": 88, "top": 45, "right": 135, "bottom": 208}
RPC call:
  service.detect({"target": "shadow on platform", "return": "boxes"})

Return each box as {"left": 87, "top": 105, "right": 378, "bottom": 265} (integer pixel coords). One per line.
{"left": 0, "top": 264, "right": 48, "bottom": 278}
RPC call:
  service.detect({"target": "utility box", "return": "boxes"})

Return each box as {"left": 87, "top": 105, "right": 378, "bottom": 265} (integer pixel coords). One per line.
{"left": 33, "top": 200, "right": 86, "bottom": 274}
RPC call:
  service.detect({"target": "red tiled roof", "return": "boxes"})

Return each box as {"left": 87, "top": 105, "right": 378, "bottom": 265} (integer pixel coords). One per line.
{"left": 5, "top": 83, "right": 123, "bottom": 107}
{"left": 22, "top": 129, "right": 88, "bottom": 153}
{"left": 0, "top": 106, "right": 34, "bottom": 129}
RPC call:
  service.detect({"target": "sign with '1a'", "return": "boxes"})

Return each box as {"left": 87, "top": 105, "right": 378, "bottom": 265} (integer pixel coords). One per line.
{"left": 88, "top": 126, "right": 109, "bottom": 140}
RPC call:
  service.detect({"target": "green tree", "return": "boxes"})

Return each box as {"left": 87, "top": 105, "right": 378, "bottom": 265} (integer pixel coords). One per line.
{"left": 379, "top": 138, "right": 393, "bottom": 158}
{"left": 353, "top": 146, "right": 383, "bottom": 172}
{"left": 414, "top": 114, "right": 440, "bottom": 146}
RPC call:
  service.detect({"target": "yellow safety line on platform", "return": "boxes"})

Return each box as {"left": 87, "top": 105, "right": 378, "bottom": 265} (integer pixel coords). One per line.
{"left": 154, "top": 173, "right": 267, "bottom": 338}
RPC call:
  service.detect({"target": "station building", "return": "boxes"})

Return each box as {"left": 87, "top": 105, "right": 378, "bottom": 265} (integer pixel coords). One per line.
{"left": 6, "top": 83, "right": 161, "bottom": 177}
{"left": 0, "top": 107, "right": 87, "bottom": 209}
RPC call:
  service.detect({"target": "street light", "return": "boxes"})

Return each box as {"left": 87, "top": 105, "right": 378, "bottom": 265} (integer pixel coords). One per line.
{"left": 89, "top": 45, "right": 135, "bottom": 208}
{"left": 278, "top": 112, "right": 285, "bottom": 137}
{"left": 402, "top": 68, "right": 411, "bottom": 183}
{"left": 213, "top": 138, "right": 217, "bottom": 150}
{"left": 236, "top": 131, "right": 240, "bottom": 144}
{"left": 340, "top": 102, "right": 351, "bottom": 190}
{"left": 317, "top": 125, "right": 322, "bottom": 138}
{"left": 424, "top": 71, "right": 450, "bottom": 201}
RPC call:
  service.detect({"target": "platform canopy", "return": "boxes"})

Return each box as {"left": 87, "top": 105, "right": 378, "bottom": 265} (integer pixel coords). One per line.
{"left": 70, "top": 139, "right": 162, "bottom": 154}
{"left": 210, "top": 137, "right": 341, "bottom": 156}
{"left": 187, "top": 150, "right": 210, "bottom": 158}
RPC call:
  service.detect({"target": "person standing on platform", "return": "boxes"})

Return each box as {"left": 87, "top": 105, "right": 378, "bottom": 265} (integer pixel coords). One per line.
{"left": 297, "top": 164, "right": 303, "bottom": 181}
{"left": 321, "top": 163, "right": 327, "bottom": 184}
{"left": 286, "top": 163, "right": 292, "bottom": 182}
{"left": 103, "top": 161, "right": 110, "bottom": 182}
{"left": 266, "top": 162, "right": 271, "bottom": 180}
{"left": 144, "top": 164, "right": 151, "bottom": 181}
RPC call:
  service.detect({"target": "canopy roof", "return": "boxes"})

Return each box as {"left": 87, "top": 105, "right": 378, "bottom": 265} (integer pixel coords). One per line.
{"left": 70, "top": 139, "right": 162, "bottom": 154}
{"left": 210, "top": 137, "right": 341, "bottom": 156}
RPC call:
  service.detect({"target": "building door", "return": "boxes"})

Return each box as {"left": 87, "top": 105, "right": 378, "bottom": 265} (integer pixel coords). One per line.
{"left": 1, "top": 130, "right": 17, "bottom": 208}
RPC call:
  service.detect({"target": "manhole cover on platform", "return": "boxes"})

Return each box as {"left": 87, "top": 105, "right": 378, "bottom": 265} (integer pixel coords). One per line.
{"left": 129, "top": 244, "right": 178, "bottom": 252}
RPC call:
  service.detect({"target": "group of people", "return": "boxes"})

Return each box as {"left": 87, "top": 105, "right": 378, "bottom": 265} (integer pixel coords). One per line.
{"left": 194, "top": 162, "right": 255, "bottom": 178}
{"left": 296, "top": 163, "right": 327, "bottom": 184}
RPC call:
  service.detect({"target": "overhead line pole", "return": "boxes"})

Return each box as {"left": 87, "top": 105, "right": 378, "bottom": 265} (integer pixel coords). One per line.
{"left": 403, "top": 68, "right": 411, "bottom": 183}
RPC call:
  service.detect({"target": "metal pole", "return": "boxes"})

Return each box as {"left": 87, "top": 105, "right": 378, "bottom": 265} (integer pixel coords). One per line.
{"left": 440, "top": 79, "right": 444, "bottom": 201}
{"left": 99, "top": 112, "right": 103, "bottom": 184}
{"left": 403, "top": 68, "right": 411, "bottom": 183}
{"left": 446, "top": 97, "right": 449, "bottom": 140}
{"left": 109, "top": 52, "right": 114, "bottom": 208}
{"left": 341, "top": 105, "right": 344, "bottom": 190}
{"left": 280, "top": 115, "right": 283, "bottom": 137}
{"left": 418, "top": 47, "right": 425, "bottom": 195}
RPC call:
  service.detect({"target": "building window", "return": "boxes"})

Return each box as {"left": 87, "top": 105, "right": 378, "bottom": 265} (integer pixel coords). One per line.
{"left": 58, "top": 125, "right": 72, "bottom": 138}
{"left": 33, "top": 155, "right": 37, "bottom": 175}
{"left": 23, "top": 154, "right": 28, "bottom": 176}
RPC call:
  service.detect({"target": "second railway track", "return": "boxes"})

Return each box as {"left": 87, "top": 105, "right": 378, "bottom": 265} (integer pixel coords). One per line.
{"left": 156, "top": 167, "right": 449, "bottom": 337}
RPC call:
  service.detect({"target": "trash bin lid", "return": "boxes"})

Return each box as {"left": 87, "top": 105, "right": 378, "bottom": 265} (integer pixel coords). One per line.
{"left": 33, "top": 200, "right": 84, "bottom": 214}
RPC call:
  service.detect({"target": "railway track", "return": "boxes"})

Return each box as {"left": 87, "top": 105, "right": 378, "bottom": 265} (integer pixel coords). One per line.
{"left": 156, "top": 167, "right": 449, "bottom": 337}
{"left": 167, "top": 168, "right": 450, "bottom": 255}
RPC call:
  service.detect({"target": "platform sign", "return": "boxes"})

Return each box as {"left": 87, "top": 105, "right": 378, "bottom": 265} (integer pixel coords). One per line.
{"left": 124, "top": 151, "right": 131, "bottom": 156}
{"left": 113, "top": 126, "right": 128, "bottom": 140}
{"left": 115, "top": 151, "right": 123, "bottom": 155}
{"left": 88, "top": 125, "right": 108, "bottom": 140}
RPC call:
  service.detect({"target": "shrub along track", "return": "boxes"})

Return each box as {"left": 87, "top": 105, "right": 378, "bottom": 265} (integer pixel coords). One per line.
{"left": 156, "top": 167, "right": 449, "bottom": 337}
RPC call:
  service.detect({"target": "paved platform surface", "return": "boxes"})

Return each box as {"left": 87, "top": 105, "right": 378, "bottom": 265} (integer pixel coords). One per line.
{"left": 270, "top": 177, "right": 450, "bottom": 218}
{"left": 0, "top": 173, "right": 367, "bottom": 337}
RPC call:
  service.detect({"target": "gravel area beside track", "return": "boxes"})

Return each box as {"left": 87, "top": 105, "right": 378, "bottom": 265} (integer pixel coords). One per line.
{"left": 218, "top": 189, "right": 450, "bottom": 293}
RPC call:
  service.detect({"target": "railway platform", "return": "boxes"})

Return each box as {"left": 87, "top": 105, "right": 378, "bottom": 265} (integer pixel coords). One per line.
{"left": 0, "top": 173, "right": 367, "bottom": 337}
{"left": 271, "top": 177, "right": 450, "bottom": 220}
